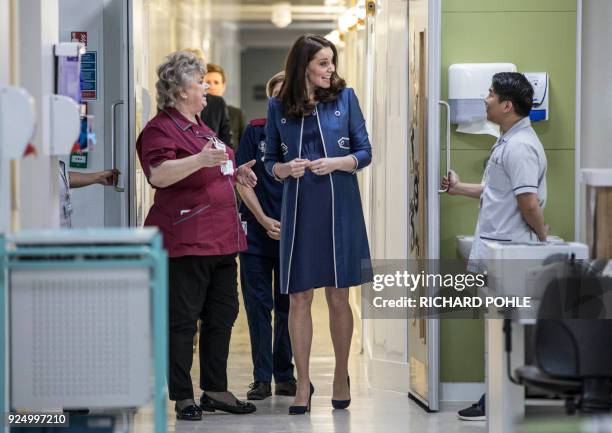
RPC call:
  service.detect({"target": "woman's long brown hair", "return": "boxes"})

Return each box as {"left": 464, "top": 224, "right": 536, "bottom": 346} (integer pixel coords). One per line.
{"left": 279, "top": 34, "right": 346, "bottom": 118}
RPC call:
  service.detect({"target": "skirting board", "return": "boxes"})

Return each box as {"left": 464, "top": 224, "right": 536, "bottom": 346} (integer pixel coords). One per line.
{"left": 366, "top": 356, "right": 410, "bottom": 394}
{"left": 440, "top": 382, "right": 486, "bottom": 403}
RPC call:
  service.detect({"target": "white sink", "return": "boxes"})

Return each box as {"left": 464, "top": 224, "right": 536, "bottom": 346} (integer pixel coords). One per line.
{"left": 456, "top": 235, "right": 474, "bottom": 260}
{"left": 456, "top": 234, "right": 566, "bottom": 260}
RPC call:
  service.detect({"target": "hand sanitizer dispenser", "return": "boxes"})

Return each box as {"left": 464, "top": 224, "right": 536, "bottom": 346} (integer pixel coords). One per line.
{"left": 524, "top": 72, "right": 549, "bottom": 121}
{"left": 0, "top": 86, "right": 36, "bottom": 160}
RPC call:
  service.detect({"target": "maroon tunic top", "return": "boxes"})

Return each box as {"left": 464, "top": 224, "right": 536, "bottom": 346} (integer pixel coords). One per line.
{"left": 136, "top": 107, "right": 247, "bottom": 257}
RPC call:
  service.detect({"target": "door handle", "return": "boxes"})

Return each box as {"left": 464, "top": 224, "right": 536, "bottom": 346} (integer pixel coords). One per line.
{"left": 438, "top": 100, "right": 451, "bottom": 194}
{"left": 111, "top": 100, "right": 125, "bottom": 192}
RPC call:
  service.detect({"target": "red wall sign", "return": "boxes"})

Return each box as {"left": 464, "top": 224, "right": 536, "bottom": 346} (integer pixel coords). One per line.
{"left": 71, "top": 31, "right": 87, "bottom": 48}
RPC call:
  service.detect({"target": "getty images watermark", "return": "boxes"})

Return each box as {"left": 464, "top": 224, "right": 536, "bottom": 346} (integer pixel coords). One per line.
{"left": 361, "top": 259, "right": 612, "bottom": 320}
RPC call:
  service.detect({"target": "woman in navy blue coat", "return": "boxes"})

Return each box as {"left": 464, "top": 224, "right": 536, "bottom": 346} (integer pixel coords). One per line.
{"left": 264, "top": 34, "right": 373, "bottom": 414}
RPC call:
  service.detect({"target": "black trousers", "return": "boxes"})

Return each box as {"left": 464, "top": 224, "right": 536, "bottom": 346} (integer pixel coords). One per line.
{"left": 239, "top": 253, "right": 294, "bottom": 383}
{"left": 168, "top": 254, "right": 239, "bottom": 400}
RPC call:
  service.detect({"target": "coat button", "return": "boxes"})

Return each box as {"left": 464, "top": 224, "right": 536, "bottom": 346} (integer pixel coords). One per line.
{"left": 334, "top": 110, "right": 341, "bottom": 116}
{"left": 281, "top": 118, "right": 287, "bottom": 124}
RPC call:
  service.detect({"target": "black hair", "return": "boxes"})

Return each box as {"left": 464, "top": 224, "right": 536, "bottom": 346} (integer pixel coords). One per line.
{"left": 491, "top": 72, "right": 534, "bottom": 117}
{"left": 279, "top": 34, "right": 346, "bottom": 118}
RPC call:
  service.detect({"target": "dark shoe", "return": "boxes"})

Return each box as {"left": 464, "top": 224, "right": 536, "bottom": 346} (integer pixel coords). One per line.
{"left": 458, "top": 403, "right": 486, "bottom": 421}
{"left": 275, "top": 379, "right": 297, "bottom": 397}
{"left": 331, "top": 376, "right": 351, "bottom": 410}
{"left": 247, "top": 381, "right": 272, "bottom": 400}
{"left": 288, "top": 382, "right": 315, "bottom": 415}
{"left": 200, "top": 392, "right": 257, "bottom": 414}
{"left": 175, "top": 404, "right": 202, "bottom": 421}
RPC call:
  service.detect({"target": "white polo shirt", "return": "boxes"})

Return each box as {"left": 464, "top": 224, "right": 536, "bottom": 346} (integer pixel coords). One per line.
{"left": 468, "top": 116, "right": 547, "bottom": 271}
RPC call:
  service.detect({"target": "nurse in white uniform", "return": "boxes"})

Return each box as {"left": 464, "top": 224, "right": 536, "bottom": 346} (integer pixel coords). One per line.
{"left": 441, "top": 72, "right": 549, "bottom": 421}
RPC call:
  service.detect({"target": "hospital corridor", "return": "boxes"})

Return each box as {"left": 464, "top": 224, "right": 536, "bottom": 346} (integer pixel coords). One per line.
{"left": 1, "top": 0, "right": 612, "bottom": 433}
{"left": 136, "top": 293, "right": 483, "bottom": 433}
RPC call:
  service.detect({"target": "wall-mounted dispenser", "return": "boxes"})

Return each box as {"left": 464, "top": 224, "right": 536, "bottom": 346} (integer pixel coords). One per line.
{"left": 49, "top": 94, "right": 81, "bottom": 156}
{"left": 55, "top": 42, "right": 85, "bottom": 103}
{"left": 53, "top": 42, "right": 87, "bottom": 156}
{"left": 0, "top": 86, "right": 36, "bottom": 160}
{"left": 524, "top": 72, "right": 549, "bottom": 121}
{"left": 448, "top": 63, "right": 517, "bottom": 137}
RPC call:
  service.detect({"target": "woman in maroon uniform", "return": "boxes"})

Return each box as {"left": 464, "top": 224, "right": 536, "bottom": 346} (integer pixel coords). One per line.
{"left": 137, "top": 51, "right": 257, "bottom": 420}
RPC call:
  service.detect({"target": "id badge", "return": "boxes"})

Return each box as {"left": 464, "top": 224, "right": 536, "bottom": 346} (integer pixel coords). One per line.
{"left": 212, "top": 137, "right": 234, "bottom": 176}
{"left": 64, "top": 200, "right": 74, "bottom": 218}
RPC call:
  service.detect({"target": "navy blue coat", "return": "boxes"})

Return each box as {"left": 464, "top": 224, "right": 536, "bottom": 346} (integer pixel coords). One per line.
{"left": 264, "top": 87, "right": 373, "bottom": 294}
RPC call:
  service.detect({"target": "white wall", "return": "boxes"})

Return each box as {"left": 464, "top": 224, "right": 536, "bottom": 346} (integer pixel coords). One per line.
{"left": 580, "top": 0, "right": 612, "bottom": 169}
{"left": 0, "top": 0, "right": 8, "bottom": 86}
{"left": 58, "top": 0, "right": 107, "bottom": 228}
{"left": 210, "top": 21, "right": 241, "bottom": 107}
{"left": 578, "top": 0, "right": 612, "bottom": 242}
{"left": 17, "top": 0, "right": 61, "bottom": 229}
{"left": 0, "top": 0, "right": 10, "bottom": 233}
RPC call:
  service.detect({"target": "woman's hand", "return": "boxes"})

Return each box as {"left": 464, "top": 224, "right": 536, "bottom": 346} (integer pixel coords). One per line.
{"left": 258, "top": 216, "right": 281, "bottom": 240}
{"left": 274, "top": 158, "right": 311, "bottom": 179}
{"left": 309, "top": 157, "right": 339, "bottom": 176}
{"left": 236, "top": 160, "right": 257, "bottom": 187}
{"left": 198, "top": 140, "right": 228, "bottom": 168}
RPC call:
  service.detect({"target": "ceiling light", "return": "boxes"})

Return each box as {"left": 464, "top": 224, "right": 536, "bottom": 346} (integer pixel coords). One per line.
{"left": 271, "top": 2, "right": 292, "bottom": 28}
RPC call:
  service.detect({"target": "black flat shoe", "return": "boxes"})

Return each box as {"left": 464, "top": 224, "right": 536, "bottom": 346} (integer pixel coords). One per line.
{"left": 331, "top": 376, "right": 351, "bottom": 410}
{"left": 175, "top": 404, "right": 202, "bottom": 421}
{"left": 247, "top": 381, "right": 272, "bottom": 400}
{"left": 288, "top": 382, "right": 314, "bottom": 415}
{"left": 275, "top": 378, "right": 297, "bottom": 397}
{"left": 200, "top": 392, "right": 257, "bottom": 414}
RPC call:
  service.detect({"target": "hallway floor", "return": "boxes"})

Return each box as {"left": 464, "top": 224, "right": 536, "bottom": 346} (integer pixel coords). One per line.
{"left": 135, "top": 290, "right": 485, "bottom": 433}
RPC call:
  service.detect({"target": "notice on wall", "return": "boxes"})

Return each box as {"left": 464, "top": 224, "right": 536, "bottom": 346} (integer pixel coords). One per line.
{"left": 71, "top": 31, "right": 88, "bottom": 48}
{"left": 81, "top": 51, "right": 97, "bottom": 100}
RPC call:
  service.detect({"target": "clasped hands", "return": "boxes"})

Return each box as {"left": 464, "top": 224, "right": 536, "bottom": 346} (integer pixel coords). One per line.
{"left": 275, "top": 157, "right": 340, "bottom": 179}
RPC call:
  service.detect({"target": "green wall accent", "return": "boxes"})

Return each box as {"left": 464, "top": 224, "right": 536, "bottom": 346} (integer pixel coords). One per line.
{"left": 443, "top": 0, "right": 576, "bottom": 12}
{"left": 440, "top": 0, "right": 577, "bottom": 383}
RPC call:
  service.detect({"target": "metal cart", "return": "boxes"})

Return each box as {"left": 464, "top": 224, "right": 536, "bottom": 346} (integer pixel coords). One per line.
{"left": 1, "top": 228, "right": 167, "bottom": 433}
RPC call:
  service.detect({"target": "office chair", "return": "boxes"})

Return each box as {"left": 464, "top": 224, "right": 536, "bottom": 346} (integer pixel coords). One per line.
{"left": 513, "top": 257, "right": 612, "bottom": 414}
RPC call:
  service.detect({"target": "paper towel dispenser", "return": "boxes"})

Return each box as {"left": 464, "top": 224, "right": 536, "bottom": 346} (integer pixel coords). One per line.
{"left": 448, "top": 63, "right": 517, "bottom": 124}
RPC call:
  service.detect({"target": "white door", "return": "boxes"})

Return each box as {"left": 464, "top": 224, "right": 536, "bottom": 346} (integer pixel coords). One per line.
{"left": 405, "top": 0, "right": 441, "bottom": 412}
{"left": 103, "top": 0, "right": 136, "bottom": 227}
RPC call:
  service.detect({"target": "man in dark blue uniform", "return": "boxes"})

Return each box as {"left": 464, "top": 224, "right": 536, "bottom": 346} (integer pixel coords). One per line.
{"left": 236, "top": 72, "right": 296, "bottom": 400}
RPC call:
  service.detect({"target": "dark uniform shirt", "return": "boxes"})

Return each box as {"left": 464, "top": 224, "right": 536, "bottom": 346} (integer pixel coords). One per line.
{"left": 201, "top": 94, "right": 231, "bottom": 146}
{"left": 236, "top": 118, "right": 283, "bottom": 257}
{"left": 228, "top": 105, "right": 246, "bottom": 150}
